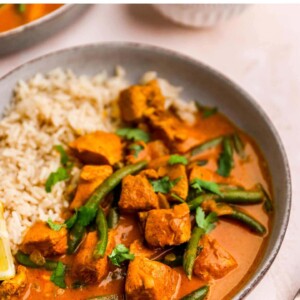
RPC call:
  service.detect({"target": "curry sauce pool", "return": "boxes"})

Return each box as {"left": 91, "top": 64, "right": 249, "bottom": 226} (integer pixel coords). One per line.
{"left": 0, "top": 69, "right": 272, "bottom": 300}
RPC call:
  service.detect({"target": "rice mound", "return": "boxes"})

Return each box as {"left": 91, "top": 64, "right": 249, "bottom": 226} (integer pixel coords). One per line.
{"left": 0, "top": 67, "right": 197, "bottom": 252}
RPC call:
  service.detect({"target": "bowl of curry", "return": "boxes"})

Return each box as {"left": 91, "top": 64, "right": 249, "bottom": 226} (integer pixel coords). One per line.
{"left": 0, "top": 43, "right": 291, "bottom": 300}
{"left": 0, "top": 4, "right": 90, "bottom": 56}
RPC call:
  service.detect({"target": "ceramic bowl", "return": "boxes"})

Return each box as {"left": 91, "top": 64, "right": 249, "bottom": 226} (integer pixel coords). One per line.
{"left": 0, "top": 42, "right": 291, "bottom": 299}
{"left": 153, "top": 4, "right": 250, "bottom": 28}
{"left": 0, "top": 4, "right": 91, "bottom": 56}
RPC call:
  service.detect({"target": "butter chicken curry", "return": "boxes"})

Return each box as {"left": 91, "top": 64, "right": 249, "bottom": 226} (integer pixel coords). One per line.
{"left": 0, "top": 80, "right": 273, "bottom": 300}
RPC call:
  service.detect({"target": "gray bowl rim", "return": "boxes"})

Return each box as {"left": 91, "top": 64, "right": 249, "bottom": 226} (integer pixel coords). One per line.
{"left": 0, "top": 4, "right": 74, "bottom": 39}
{"left": 0, "top": 42, "right": 291, "bottom": 299}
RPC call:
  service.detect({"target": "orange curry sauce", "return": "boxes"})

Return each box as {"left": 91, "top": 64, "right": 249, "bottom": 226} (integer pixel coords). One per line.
{"left": 0, "top": 4, "right": 63, "bottom": 33}
{"left": 21, "top": 112, "right": 272, "bottom": 300}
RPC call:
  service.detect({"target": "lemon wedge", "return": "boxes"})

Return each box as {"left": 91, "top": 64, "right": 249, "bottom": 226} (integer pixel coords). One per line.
{"left": 0, "top": 202, "right": 15, "bottom": 280}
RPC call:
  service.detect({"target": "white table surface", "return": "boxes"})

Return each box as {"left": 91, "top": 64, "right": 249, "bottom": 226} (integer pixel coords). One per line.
{"left": 0, "top": 4, "right": 299, "bottom": 300}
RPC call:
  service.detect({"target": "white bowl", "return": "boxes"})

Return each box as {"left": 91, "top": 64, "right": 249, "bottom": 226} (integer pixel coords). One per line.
{"left": 153, "top": 4, "right": 250, "bottom": 28}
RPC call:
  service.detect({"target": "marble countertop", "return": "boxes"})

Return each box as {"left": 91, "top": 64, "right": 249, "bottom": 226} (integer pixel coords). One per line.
{"left": 0, "top": 4, "right": 299, "bottom": 299}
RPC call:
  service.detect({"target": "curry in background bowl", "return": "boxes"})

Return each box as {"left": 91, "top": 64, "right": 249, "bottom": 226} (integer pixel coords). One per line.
{"left": 0, "top": 4, "right": 64, "bottom": 33}
{"left": 0, "top": 4, "right": 89, "bottom": 56}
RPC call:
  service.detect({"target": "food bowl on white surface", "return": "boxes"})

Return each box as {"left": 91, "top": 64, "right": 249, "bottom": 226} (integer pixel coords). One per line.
{"left": 153, "top": 4, "right": 250, "bottom": 28}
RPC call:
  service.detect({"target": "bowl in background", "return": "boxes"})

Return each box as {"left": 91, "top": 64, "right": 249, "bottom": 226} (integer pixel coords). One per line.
{"left": 0, "top": 4, "right": 91, "bottom": 56}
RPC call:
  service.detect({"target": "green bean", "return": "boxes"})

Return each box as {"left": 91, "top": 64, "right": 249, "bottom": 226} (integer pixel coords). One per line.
{"left": 218, "top": 183, "right": 244, "bottom": 191}
{"left": 232, "top": 133, "right": 246, "bottom": 159}
{"left": 107, "top": 208, "right": 119, "bottom": 229}
{"left": 183, "top": 227, "right": 205, "bottom": 279}
{"left": 187, "top": 190, "right": 263, "bottom": 211}
{"left": 187, "top": 195, "right": 209, "bottom": 211}
{"left": 215, "top": 190, "right": 263, "bottom": 204}
{"left": 68, "top": 161, "right": 147, "bottom": 254}
{"left": 93, "top": 208, "right": 108, "bottom": 259}
{"left": 162, "top": 253, "right": 183, "bottom": 268}
{"left": 228, "top": 208, "right": 267, "bottom": 235}
{"left": 191, "top": 136, "right": 224, "bottom": 156}
{"left": 258, "top": 183, "right": 274, "bottom": 214}
{"left": 217, "top": 136, "right": 234, "bottom": 177}
{"left": 15, "top": 251, "right": 58, "bottom": 271}
{"left": 180, "top": 285, "right": 209, "bottom": 300}
{"left": 203, "top": 201, "right": 266, "bottom": 235}
{"left": 87, "top": 295, "right": 119, "bottom": 300}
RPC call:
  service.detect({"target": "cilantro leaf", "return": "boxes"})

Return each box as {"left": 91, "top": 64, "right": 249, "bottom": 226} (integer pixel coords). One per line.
{"left": 190, "top": 178, "right": 222, "bottom": 196}
{"left": 65, "top": 209, "right": 78, "bottom": 229}
{"left": 195, "top": 207, "right": 218, "bottom": 233}
{"left": 116, "top": 128, "right": 150, "bottom": 142}
{"left": 150, "top": 176, "right": 181, "bottom": 194}
{"left": 54, "top": 145, "right": 69, "bottom": 166}
{"left": 168, "top": 154, "right": 188, "bottom": 166}
{"left": 50, "top": 261, "right": 66, "bottom": 289}
{"left": 45, "top": 167, "right": 69, "bottom": 193}
{"left": 47, "top": 219, "right": 66, "bottom": 231}
{"left": 77, "top": 206, "right": 97, "bottom": 227}
{"left": 217, "top": 137, "right": 234, "bottom": 177}
{"left": 128, "top": 144, "right": 144, "bottom": 158}
{"left": 202, "top": 107, "right": 218, "bottom": 118}
{"left": 108, "top": 244, "right": 135, "bottom": 267}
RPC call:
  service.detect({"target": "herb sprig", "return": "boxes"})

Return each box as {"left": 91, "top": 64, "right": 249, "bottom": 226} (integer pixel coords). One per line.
{"left": 108, "top": 244, "right": 135, "bottom": 267}
{"left": 150, "top": 176, "right": 181, "bottom": 194}
{"left": 45, "top": 145, "right": 73, "bottom": 193}
{"left": 50, "top": 261, "right": 66, "bottom": 289}
{"left": 116, "top": 128, "right": 150, "bottom": 143}
{"left": 168, "top": 154, "right": 188, "bottom": 166}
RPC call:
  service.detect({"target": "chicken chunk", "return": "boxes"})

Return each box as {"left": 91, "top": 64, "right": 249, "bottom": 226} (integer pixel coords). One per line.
{"left": 147, "top": 140, "right": 170, "bottom": 159}
{"left": 69, "top": 131, "right": 122, "bottom": 165}
{"left": 148, "top": 112, "right": 200, "bottom": 152}
{"left": 189, "top": 165, "right": 229, "bottom": 183}
{"left": 70, "top": 165, "right": 113, "bottom": 210}
{"left": 119, "top": 80, "right": 165, "bottom": 122}
{"left": 144, "top": 203, "right": 191, "bottom": 247}
{"left": 129, "top": 240, "right": 158, "bottom": 259}
{"left": 71, "top": 231, "right": 115, "bottom": 284}
{"left": 193, "top": 235, "right": 237, "bottom": 281}
{"left": 189, "top": 165, "right": 243, "bottom": 188}
{"left": 158, "top": 164, "right": 188, "bottom": 201}
{"left": 20, "top": 222, "right": 67, "bottom": 257}
{"left": 125, "top": 256, "right": 180, "bottom": 300}
{"left": 0, "top": 266, "right": 27, "bottom": 299}
{"left": 126, "top": 140, "right": 169, "bottom": 165}
{"left": 119, "top": 174, "right": 159, "bottom": 212}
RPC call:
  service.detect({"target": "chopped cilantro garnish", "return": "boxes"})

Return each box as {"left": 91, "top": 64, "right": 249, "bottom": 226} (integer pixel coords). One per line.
{"left": 195, "top": 207, "right": 218, "bottom": 233}
{"left": 116, "top": 128, "right": 150, "bottom": 142}
{"left": 128, "top": 144, "right": 144, "bottom": 158}
{"left": 150, "top": 176, "right": 181, "bottom": 194}
{"left": 168, "top": 154, "right": 188, "bottom": 166}
{"left": 47, "top": 219, "right": 65, "bottom": 231}
{"left": 108, "top": 244, "right": 135, "bottom": 267}
{"left": 190, "top": 178, "right": 222, "bottom": 196}
{"left": 54, "top": 145, "right": 69, "bottom": 166}
{"left": 45, "top": 167, "right": 69, "bottom": 193}
{"left": 50, "top": 261, "right": 66, "bottom": 289}
{"left": 202, "top": 107, "right": 218, "bottom": 118}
